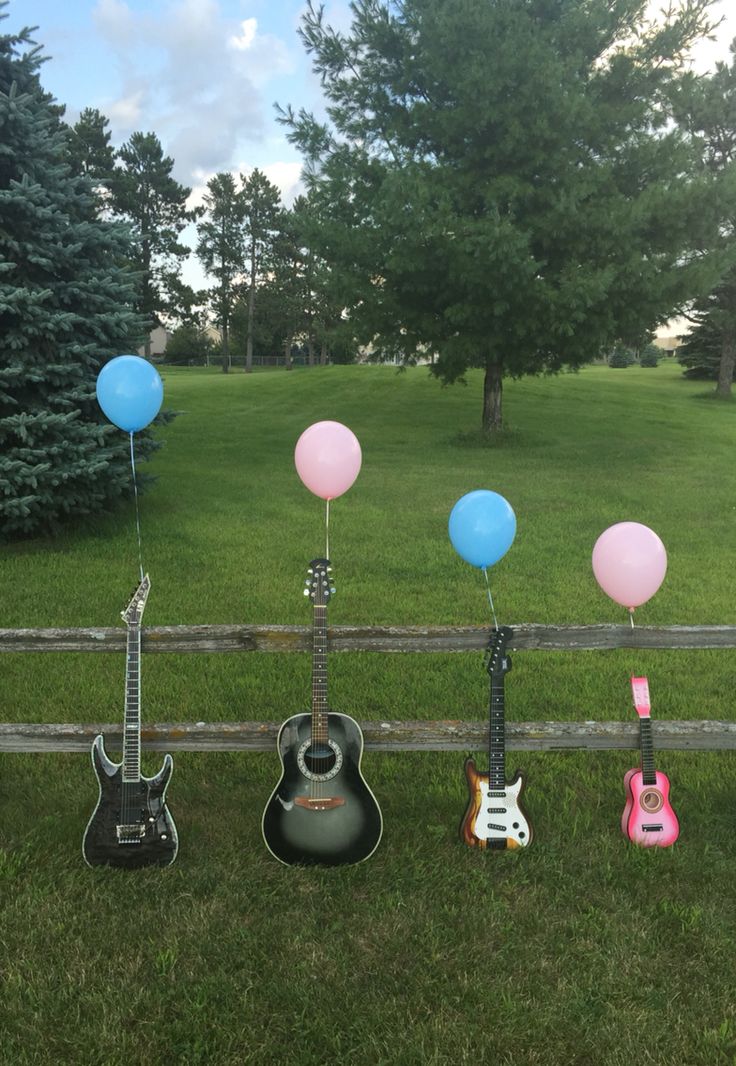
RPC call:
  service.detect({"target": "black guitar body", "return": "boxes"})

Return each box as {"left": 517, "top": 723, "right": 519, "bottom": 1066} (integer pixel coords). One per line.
{"left": 262, "top": 712, "right": 383, "bottom": 867}
{"left": 82, "top": 735, "right": 178, "bottom": 869}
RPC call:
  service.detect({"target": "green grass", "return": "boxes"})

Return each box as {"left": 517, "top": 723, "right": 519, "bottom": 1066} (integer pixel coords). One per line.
{"left": 2, "top": 360, "right": 736, "bottom": 1065}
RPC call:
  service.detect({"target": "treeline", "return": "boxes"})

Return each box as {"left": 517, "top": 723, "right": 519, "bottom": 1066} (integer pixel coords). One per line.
{"left": 65, "top": 111, "right": 353, "bottom": 373}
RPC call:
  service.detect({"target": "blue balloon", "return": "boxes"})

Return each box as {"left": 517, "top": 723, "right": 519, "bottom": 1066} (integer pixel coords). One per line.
{"left": 96, "top": 355, "right": 163, "bottom": 433}
{"left": 448, "top": 490, "right": 517, "bottom": 569}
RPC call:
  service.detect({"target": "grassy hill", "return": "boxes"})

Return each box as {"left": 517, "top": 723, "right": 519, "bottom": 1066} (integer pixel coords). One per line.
{"left": 1, "top": 361, "right": 735, "bottom": 1065}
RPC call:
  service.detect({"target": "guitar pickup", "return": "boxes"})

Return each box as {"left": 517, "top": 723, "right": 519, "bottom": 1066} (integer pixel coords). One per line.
{"left": 642, "top": 824, "right": 664, "bottom": 833}
{"left": 116, "top": 824, "right": 145, "bottom": 843}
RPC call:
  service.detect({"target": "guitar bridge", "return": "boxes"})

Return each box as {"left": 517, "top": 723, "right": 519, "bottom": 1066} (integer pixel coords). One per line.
{"left": 116, "top": 824, "right": 145, "bottom": 844}
{"left": 642, "top": 824, "right": 664, "bottom": 833}
{"left": 294, "top": 797, "right": 346, "bottom": 812}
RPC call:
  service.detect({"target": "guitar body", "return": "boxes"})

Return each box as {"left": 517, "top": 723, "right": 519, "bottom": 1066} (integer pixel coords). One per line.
{"left": 621, "top": 767, "right": 636, "bottom": 835}
{"left": 621, "top": 767, "right": 679, "bottom": 848}
{"left": 83, "top": 735, "right": 178, "bottom": 869}
{"left": 460, "top": 757, "right": 532, "bottom": 850}
{"left": 262, "top": 711, "right": 383, "bottom": 866}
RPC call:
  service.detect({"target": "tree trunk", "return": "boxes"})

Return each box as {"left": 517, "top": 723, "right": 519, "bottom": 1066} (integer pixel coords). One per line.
{"left": 482, "top": 359, "right": 503, "bottom": 432}
{"left": 246, "top": 244, "right": 256, "bottom": 374}
{"left": 307, "top": 332, "right": 315, "bottom": 367}
{"left": 715, "top": 330, "right": 735, "bottom": 399}
{"left": 284, "top": 334, "right": 293, "bottom": 371}
{"left": 221, "top": 320, "right": 229, "bottom": 374}
{"left": 320, "top": 342, "right": 327, "bottom": 366}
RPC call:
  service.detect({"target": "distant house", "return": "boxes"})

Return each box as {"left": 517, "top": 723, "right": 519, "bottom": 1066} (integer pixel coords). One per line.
{"left": 652, "top": 334, "right": 686, "bottom": 358}
{"left": 137, "top": 325, "right": 172, "bottom": 359}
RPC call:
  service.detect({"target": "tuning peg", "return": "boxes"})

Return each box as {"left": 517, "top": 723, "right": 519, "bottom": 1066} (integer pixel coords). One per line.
{"left": 330, "top": 587, "right": 336, "bottom": 595}
{"left": 307, "top": 567, "right": 314, "bottom": 575}
{"left": 327, "top": 566, "right": 332, "bottom": 572}
{"left": 303, "top": 589, "right": 310, "bottom": 596}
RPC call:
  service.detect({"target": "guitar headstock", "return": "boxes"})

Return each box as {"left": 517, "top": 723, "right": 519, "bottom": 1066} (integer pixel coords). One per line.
{"left": 486, "top": 625, "right": 513, "bottom": 678}
{"left": 121, "top": 574, "right": 151, "bottom": 626}
{"left": 631, "top": 676, "right": 651, "bottom": 718}
{"left": 304, "top": 558, "right": 334, "bottom": 606}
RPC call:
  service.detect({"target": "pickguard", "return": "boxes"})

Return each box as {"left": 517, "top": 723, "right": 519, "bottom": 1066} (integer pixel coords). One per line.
{"left": 470, "top": 779, "right": 531, "bottom": 848}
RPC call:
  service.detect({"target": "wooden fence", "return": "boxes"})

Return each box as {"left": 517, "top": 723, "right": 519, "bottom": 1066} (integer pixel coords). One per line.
{"left": 1, "top": 623, "right": 735, "bottom": 753}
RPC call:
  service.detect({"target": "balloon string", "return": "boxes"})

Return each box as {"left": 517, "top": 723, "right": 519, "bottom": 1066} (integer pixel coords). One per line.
{"left": 483, "top": 567, "right": 499, "bottom": 630}
{"left": 629, "top": 608, "right": 635, "bottom": 630}
{"left": 326, "top": 498, "right": 330, "bottom": 560}
{"left": 129, "top": 431, "right": 144, "bottom": 583}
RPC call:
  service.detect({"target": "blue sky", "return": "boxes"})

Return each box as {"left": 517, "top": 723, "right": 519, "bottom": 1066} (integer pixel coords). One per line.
{"left": 5, "top": 0, "right": 355, "bottom": 206}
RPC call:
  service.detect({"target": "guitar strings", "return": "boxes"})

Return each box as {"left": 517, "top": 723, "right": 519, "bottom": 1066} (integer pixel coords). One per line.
{"left": 129, "top": 432, "right": 145, "bottom": 584}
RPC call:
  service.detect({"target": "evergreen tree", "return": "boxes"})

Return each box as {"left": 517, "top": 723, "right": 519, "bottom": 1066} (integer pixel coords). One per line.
{"left": 0, "top": 9, "right": 149, "bottom": 538}
{"left": 673, "top": 43, "right": 736, "bottom": 397}
{"left": 65, "top": 106, "right": 115, "bottom": 184}
{"left": 110, "top": 131, "right": 197, "bottom": 355}
{"left": 240, "top": 169, "right": 282, "bottom": 373}
{"left": 196, "top": 171, "right": 245, "bottom": 373}
{"left": 284, "top": 0, "right": 732, "bottom": 431}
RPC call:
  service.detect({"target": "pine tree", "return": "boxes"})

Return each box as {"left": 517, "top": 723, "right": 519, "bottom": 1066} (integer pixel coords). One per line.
{"left": 0, "top": 9, "right": 149, "bottom": 538}
{"left": 196, "top": 172, "right": 245, "bottom": 373}
{"left": 110, "top": 131, "right": 197, "bottom": 355}
{"left": 240, "top": 169, "right": 282, "bottom": 373}
{"left": 285, "top": 0, "right": 732, "bottom": 432}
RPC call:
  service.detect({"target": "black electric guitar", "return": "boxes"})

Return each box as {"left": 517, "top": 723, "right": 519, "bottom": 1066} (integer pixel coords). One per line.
{"left": 460, "top": 626, "right": 533, "bottom": 850}
{"left": 262, "top": 559, "right": 383, "bottom": 866}
{"left": 82, "top": 575, "right": 178, "bottom": 869}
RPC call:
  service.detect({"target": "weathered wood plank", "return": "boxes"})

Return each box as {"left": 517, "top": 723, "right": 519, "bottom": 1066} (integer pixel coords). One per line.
{"left": 2, "top": 720, "right": 736, "bottom": 753}
{"left": 1, "top": 623, "right": 736, "bottom": 653}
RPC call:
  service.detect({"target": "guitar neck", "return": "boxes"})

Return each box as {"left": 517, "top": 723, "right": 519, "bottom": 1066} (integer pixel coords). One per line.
{"left": 639, "top": 716, "right": 657, "bottom": 786}
{"left": 122, "top": 622, "right": 141, "bottom": 781}
{"left": 488, "top": 674, "right": 506, "bottom": 789}
{"left": 311, "top": 602, "right": 328, "bottom": 744}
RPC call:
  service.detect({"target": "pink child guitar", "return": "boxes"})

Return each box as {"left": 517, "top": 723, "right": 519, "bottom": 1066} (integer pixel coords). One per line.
{"left": 621, "top": 677, "right": 679, "bottom": 847}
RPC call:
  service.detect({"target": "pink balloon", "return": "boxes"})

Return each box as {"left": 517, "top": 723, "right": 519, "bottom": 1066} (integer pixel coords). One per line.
{"left": 592, "top": 522, "right": 667, "bottom": 610}
{"left": 294, "top": 421, "right": 362, "bottom": 500}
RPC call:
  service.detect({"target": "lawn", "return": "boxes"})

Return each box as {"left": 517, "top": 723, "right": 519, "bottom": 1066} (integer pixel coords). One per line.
{"left": 1, "top": 360, "right": 736, "bottom": 1065}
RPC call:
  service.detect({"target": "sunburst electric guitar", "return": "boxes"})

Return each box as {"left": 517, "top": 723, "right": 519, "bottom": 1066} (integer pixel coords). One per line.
{"left": 83, "top": 575, "right": 178, "bottom": 868}
{"left": 621, "top": 676, "right": 679, "bottom": 847}
{"left": 261, "top": 558, "right": 383, "bottom": 866}
{"left": 460, "top": 626, "right": 532, "bottom": 850}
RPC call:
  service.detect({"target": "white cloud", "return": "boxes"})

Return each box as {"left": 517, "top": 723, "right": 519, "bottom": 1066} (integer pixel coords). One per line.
{"left": 229, "top": 18, "right": 258, "bottom": 51}
{"left": 106, "top": 87, "right": 146, "bottom": 128}
{"left": 87, "top": 0, "right": 302, "bottom": 186}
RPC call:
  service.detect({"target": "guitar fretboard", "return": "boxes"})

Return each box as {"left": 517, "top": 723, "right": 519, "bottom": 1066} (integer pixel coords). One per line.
{"left": 122, "top": 622, "right": 141, "bottom": 782}
{"left": 639, "top": 717, "right": 657, "bottom": 786}
{"left": 488, "top": 677, "right": 506, "bottom": 790}
{"left": 312, "top": 603, "right": 328, "bottom": 743}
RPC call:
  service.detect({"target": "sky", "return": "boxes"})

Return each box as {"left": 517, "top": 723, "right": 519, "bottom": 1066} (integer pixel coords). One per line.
{"left": 5, "top": 0, "right": 736, "bottom": 302}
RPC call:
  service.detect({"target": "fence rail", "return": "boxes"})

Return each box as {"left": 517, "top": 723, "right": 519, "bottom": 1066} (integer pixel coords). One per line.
{"left": 2, "top": 623, "right": 736, "bottom": 654}
{"left": 2, "top": 719, "right": 736, "bottom": 753}
{"left": 2, "top": 623, "right": 733, "bottom": 754}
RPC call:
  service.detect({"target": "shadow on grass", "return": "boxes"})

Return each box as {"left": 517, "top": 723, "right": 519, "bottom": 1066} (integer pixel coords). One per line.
{"left": 449, "top": 426, "right": 524, "bottom": 448}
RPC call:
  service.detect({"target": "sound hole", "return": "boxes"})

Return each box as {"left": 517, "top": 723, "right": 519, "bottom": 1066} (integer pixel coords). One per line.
{"left": 641, "top": 788, "right": 664, "bottom": 814}
{"left": 304, "top": 743, "right": 337, "bottom": 775}
{"left": 297, "top": 738, "right": 343, "bottom": 781}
